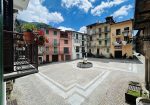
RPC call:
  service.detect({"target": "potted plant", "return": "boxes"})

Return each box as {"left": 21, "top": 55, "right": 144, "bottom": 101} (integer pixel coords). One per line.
{"left": 125, "top": 81, "right": 142, "bottom": 104}
{"left": 22, "top": 23, "right": 36, "bottom": 44}
{"left": 36, "top": 30, "right": 49, "bottom": 46}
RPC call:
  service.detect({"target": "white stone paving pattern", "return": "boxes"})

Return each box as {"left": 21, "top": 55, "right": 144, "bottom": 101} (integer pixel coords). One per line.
{"left": 12, "top": 58, "right": 145, "bottom": 105}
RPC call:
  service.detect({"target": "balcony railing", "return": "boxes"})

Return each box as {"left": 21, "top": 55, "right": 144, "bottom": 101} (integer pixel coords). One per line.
{"left": 3, "top": 30, "right": 38, "bottom": 81}
{"left": 122, "top": 30, "right": 132, "bottom": 36}
{"left": 112, "top": 41, "right": 122, "bottom": 46}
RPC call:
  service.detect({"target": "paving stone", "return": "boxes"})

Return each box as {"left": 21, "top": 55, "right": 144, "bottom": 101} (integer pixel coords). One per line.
{"left": 12, "top": 58, "right": 145, "bottom": 105}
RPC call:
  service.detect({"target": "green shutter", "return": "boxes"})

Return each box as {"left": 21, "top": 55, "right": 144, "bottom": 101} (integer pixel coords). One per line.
{"left": 46, "top": 30, "right": 49, "bottom": 34}
{"left": 54, "top": 31, "right": 57, "bottom": 35}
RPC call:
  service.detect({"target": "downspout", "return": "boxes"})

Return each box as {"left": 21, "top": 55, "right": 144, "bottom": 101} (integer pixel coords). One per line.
{"left": 0, "top": 0, "right": 3, "bottom": 105}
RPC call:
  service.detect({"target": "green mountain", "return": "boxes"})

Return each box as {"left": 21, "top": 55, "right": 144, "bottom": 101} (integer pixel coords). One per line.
{"left": 16, "top": 20, "right": 51, "bottom": 32}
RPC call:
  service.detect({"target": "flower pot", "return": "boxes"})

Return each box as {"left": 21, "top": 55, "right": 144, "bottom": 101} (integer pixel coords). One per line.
{"left": 136, "top": 97, "right": 150, "bottom": 105}
{"left": 23, "top": 32, "right": 35, "bottom": 44}
{"left": 37, "top": 36, "right": 45, "bottom": 46}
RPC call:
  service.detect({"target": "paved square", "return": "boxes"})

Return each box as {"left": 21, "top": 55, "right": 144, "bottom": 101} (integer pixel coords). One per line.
{"left": 12, "top": 58, "right": 145, "bottom": 105}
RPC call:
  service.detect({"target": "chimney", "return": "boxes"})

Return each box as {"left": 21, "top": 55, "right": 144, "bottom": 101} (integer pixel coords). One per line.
{"left": 105, "top": 16, "right": 115, "bottom": 24}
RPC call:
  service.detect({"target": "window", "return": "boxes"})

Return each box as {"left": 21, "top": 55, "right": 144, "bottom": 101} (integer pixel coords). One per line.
{"left": 53, "top": 39, "right": 57, "bottom": 46}
{"left": 124, "top": 36, "right": 129, "bottom": 43}
{"left": 105, "top": 33, "right": 108, "bottom": 38}
{"left": 64, "top": 40, "right": 68, "bottom": 44}
{"left": 76, "top": 46, "right": 79, "bottom": 52}
{"left": 46, "top": 47, "right": 49, "bottom": 52}
{"left": 46, "top": 30, "right": 49, "bottom": 34}
{"left": 64, "top": 47, "right": 69, "bottom": 54}
{"left": 82, "top": 41, "right": 84, "bottom": 46}
{"left": 76, "top": 34, "right": 78, "bottom": 39}
{"left": 116, "top": 29, "right": 121, "bottom": 35}
{"left": 107, "top": 48, "right": 109, "bottom": 53}
{"left": 124, "top": 27, "right": 129, "bottom": 31}
{"left": 104, "top": 26, "right": 108, "bottom": 32}
{"left": 116, "top": 38, "right": 121, "bottom": 43}
{"left": 90, "top": 36, "right": 92, "bottom": 41}
{"left": 99, "top": 34, "right": 101, "bottom": 38}
{"left": 99, "top": 28, "right": 101, "bottom": 33}
{"left": 82, "top": 35, "right": 84, "bottom": 40}
{"left": 54, "top": 47, "right": 58, "bottom": 53}
{"left": 105, "top": 40, "right": 107, "bottom": 45}
{"left": 99, "top": 41, "right": 101, "bottom": 45}
{"left": 82, "top": 47, "right": 85, "bottom": 52}
{"left": 54, "top": 31, "right": 57, "bottom": 35}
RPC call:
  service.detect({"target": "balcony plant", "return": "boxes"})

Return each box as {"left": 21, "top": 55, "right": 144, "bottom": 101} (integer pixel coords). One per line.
{"left": 22, "top": 23, "right": 36, "bottom": 44}
{"left": 35, "top": 30, "right": 49, "bottom": 46}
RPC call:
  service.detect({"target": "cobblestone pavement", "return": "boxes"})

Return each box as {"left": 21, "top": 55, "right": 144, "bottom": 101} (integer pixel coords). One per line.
{"left": 12, "top": 58, "right": 145, "bottom": 105}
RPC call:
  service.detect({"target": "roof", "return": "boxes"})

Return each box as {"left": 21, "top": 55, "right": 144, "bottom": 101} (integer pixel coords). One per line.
{"left": 48, "top": 27, "right": 61, "bottom": 30}
{"left": 86, "top": 22, "right": 106, "bottom": 27}
{"left": 111, "top": 19, "right": 133, "bottom": 25}
{"left": 66, "top": 30, "right": 87, "bottom": 35}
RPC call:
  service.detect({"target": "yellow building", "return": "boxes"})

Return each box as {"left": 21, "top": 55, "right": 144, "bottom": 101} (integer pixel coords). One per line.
{"left": 87, "top": 17, "right": 115, "bottom": 58}
{"left": 110, "top": 20, "right": 133, "bottom": 58}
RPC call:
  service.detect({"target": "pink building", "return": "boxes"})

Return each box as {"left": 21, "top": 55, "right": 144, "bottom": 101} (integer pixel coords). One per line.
{"left": 59, "top": 31, "right": 72, "bottom": 61}
{"left": 44, "top": 28, "right": 61, "bottom": 62}
{"left": 38, "top": 28, "right": 72, "bottom": 64}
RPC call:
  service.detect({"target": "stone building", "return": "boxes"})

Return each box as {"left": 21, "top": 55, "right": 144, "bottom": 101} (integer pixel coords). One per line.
{"left": 134, "top": 0, "right": 150, "bottom": 91}
{"left": 87, "top": 17, "right": 115, "bottom": 58}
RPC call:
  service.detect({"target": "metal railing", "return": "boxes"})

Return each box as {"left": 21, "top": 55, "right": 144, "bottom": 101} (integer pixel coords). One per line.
{"left": 3, "top": 30, "right": 38, "bottom": 81}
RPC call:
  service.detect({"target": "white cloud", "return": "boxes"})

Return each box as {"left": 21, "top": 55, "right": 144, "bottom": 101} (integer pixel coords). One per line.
{"left": 112, "top": 5, "right": 133, "bottom": 18}
{"left": 61, "top": 0, "right": 93, "bottom": 13}
{"left": 78, "top": 26, "right": 87, "bottom": 33}
{"left": 17, "top": 0, "right": 64, "bottom": 24}
{"left": 91, "top": 0, "right": 127, "bottom": 16}
{"left": 58, "top": 26, "right": 75, "bottom": 31}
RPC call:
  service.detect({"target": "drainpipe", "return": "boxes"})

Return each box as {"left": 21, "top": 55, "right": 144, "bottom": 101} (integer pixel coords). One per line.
{"left": 0, "top": 0, "right": 3, "bottom": 105}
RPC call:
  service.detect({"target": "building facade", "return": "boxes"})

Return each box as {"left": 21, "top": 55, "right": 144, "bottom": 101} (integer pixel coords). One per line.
{"left": 38, "top": 28, "right": 72, "bottom": 64}
{"left": 71, "top": 31, "right": 83, "bottom": 60}
{"left": 81, "top": 33, "right": 88, "bottom": 58}
{"left": 59, "top": 31, "right": 72, "bottom": 61}
{"left": 87, "top": 17, "right": 114, "bottom": 58}
{"left": 110, "top": 20, "right": 133, "bottom": 58}
{"left": 134, "top": 0, "right": 150, "bottom": 91}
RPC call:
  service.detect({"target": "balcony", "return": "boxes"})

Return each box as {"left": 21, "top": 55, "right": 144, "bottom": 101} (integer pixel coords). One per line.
{"left": 104, "top": 29, "right": 110, "bottom": 33}
{"left": 3, "top": 30, "right": 38, "bottom": 81}
{"left": 112, "top": 41, "right": 122, "bottom": 46}
{"left": 97, "top": 37, "right": 105, "bottom": 40}
{"left": 60, "top": 31, "right": 69, "bottom": 39}
{"left": 122, "top": 30, "right": 132, "bottom": 36}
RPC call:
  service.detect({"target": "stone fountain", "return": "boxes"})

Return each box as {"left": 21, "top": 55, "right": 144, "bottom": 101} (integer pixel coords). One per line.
{"left": 77, "top": 57, "right": 93, "bottom": 68}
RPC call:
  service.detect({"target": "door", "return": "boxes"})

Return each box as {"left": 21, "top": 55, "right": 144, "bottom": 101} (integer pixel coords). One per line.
{"left": 97, "top": 49, "right": 99, "bottom": 55}
{"left": 52, "top": 55, "right": 58, "bottom": 62}
{"left": 65, "top": 55, "right": 70, "bottom": 61}
{"left": 61, "top": 55, "right": 64, "bottom": 61}
{"left": 115, "top": 51, "right": 122, "bottom": 58}
{"left": 46, "top": 55, "right": 49, "bottom": 62}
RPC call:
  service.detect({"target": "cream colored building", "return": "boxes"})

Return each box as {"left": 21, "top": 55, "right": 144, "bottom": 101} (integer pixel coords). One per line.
{"left": 87, "top": 17, "right": 115, "bottom": 58}
{"left": 110, "top": 20, "right": 133, "bottom": 58}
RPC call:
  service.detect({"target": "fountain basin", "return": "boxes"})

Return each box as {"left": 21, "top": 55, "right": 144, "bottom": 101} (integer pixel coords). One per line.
{"left": 77, "top": 62, "right": 93, "bottom": 68}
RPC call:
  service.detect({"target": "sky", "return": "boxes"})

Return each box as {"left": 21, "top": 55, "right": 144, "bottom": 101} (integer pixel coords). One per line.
{"left": 17, "top": 0, "right": 135, "bottom": 33}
